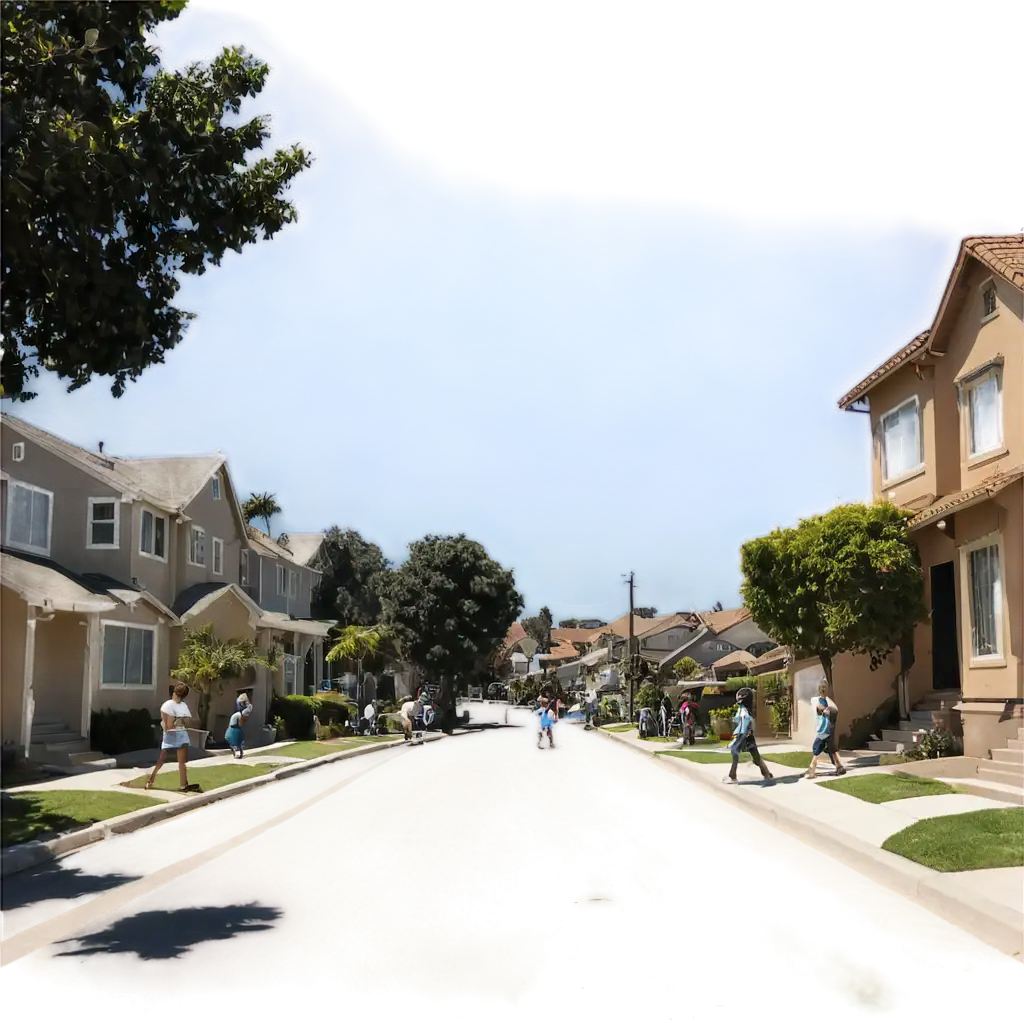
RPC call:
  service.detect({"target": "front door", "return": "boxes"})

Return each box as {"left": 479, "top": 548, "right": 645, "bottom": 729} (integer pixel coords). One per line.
{"left": 930, "top": 561, "right": 960, "bottom": 690}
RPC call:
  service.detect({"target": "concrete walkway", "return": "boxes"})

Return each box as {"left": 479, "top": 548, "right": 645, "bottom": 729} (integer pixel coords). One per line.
{"left": 598, "top": 729, "right": 1024, "bottom": 921}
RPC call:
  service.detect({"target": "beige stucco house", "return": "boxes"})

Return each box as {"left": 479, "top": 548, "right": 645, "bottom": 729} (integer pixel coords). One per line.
{"left": 829, "top": 234, "right": 1022, "bottom": 768}
{"left": 1, "top": 414, "right": 334, "bottom": 762}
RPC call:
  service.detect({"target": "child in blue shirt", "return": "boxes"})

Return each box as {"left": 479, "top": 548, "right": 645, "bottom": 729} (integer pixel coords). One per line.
{"left": 804, "top": 693, "right": 834, "bottom": 779}
{"left": 724, "top": 687, "right": 774, "bottom": 785}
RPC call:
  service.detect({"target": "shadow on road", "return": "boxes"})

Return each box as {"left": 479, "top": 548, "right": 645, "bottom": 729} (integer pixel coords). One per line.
{"left": 1, "top": 861, "right": 142, "bottom": 911}
{"left": 55, "top": 903, "right": 283, "bottom": 960}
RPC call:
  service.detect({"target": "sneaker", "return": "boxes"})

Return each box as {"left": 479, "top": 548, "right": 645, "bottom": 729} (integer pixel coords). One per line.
{"left": 803, "top": 772, "right": 817, "bottom": 780}
{"left": 722, "top": 777, "right": 738, "bottom": 785}
{"left": 835, "top": 767, "right": 847, "bottom": 776}
{"left": 762, "top": 776, "right": 776, "bottom": 786}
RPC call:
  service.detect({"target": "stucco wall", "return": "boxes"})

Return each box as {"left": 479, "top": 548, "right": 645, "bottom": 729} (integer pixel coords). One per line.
{"left": 92, "top": 607, "right": 172, "bottom": 720}
{"left": 175, "top": 475, "right": 243, "bottom": 595}
{"left": 32, "top": 614, "right": 87, "bottom": 724}
{"left": 1, "top": 588, "right": 28, "bottom": 745}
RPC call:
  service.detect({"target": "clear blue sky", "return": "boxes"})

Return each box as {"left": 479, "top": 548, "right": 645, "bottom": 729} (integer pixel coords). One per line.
{"left": 7, "top": 1, "right": 1022, "bottom": 621}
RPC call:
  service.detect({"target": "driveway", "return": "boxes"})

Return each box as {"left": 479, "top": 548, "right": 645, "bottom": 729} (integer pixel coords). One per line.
{"left": 2, "top": 707, "right": 1020, "bottom": 1020}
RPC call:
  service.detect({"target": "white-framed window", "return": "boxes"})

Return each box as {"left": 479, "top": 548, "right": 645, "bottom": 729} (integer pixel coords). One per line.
{"left": 140, "top": 508, "right": 167, "bottom": 561}
{"left": 240, "top": 549, "right": 250, "bottom": 586}
{"left": 964, "top": 367, "right": 1003, "bottom": 459}
{"left": 11, "top": 442, "right": 25, "bottom": 462}
{"left": 212, "top": 537, "right": 224, "bottom": 575}
{"left": 288, "top": 570, "right": 299, "bottom": 601}
{"left": 276, "top": 564, "right": 287, "bottom": 596}
{"left": 212, "top": 476, "right": 222, "bottom": 500}
{"left": 87, "top": 497, "right": 120, "bottom": 549}
{"left": 880, "top": 396, "right": 923, "bottom": 483}
{"left": 282, "top": 654, "right": 301, "bottom": 696}
{"left": 981, "top": 279, "right": 998, "bottom": 320}
{"left": 100, "top": 621, "right": 156, "bottom": 688}
{"left": 4, "top": 480, "right": 53, "bottom": 556}
{"left": 189, "top": 526, "right": 206, "bottom": 567}
{"left": 966, "top": 537, "right": 1004, "bottom": 661}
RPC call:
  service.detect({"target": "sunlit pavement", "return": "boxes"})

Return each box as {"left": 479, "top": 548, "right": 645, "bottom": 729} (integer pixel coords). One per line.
{"left": 2, "top": 704, "right": 1021, "bottom": 1021}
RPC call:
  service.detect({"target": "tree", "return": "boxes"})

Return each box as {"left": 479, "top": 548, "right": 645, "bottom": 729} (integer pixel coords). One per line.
{"left": 1, "top": 2, "right": 311, "bottom": 400}
{"left": 635, "top": 607, "right": 658, "bottom": 618}
{"left": 677, "top": 656, "right": 701, "bottom": 680}
{"left": 170, "top": 624, "right": 278, "bottom": 731}
{"left": 522, "top": 606, "right": 553, "bottom": 653}
{"left": 242, "top": 492, "right": 281, "bottom": 534}
{"left": 558, "top": 618, "right": 580, "bottom": 628}
{"left": 635, "top": 680, "right": 663, "bottom": 712}
{"left": 313, "top": 527, "right": 391, "bottom": 626}
{"left": 740, "top": 502, "right": 926, "bottom": 695}
{"left": 376, "top": 534, "right": 524, "bottom": 732}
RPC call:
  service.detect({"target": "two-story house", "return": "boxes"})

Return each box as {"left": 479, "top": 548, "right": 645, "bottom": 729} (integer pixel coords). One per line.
{"left": 656, "top": 608, "right": 776, "bottom": 672}
{"left": 836, "top": 234, "right": 1022, "bottom": 765}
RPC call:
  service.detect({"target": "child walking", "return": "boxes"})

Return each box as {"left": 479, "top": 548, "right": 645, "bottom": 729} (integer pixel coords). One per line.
{"left": 225, "top": 693, "right": 252, "bottom": 759}
{"left": 723, "top": 687, "right": 774, "bottom": 785}
{"left": 804, "top": 693, "right": 834, "bottom": 779}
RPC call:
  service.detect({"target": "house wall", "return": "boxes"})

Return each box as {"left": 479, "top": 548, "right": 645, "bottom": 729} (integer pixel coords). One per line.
{"left": 1, "top": 425, "right": 131, "bottom": 582}
{"left": 641, "top": 628, "right": 696, "bottom": 652}
{"left": 257, "top": 555, "right": 316, "bottom": 618}
{"left": 91, "top": 608, "right": 172, "bottom": 719}
{"left": 719, "top": 619, "right": 774, "bottom": 651}
{"left": 175, "top": 478, "right": 243, "bottom": 596}
{"left": 129, "top": 502, "right": 176, "bottom": 606}
{"left": 1, "top": 588, "right": 28, "bottom": 745}
{"left": 32, "top": 614, "right": 87, "bottom": 724}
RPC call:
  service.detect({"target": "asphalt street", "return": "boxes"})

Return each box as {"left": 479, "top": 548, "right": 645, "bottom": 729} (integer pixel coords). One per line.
{"left": 2, "top": 705, "right": 1021, "bottom": 1021}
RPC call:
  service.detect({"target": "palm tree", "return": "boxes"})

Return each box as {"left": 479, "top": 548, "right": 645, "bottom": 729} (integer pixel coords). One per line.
{"left": 171, "top": 625, "right": 279, "bottom": 731}
{"left": 242, "top": 492, "right": 282, "bottom": 534}
{"left": 326, "top": 624, "right": 401, "bottom": 705}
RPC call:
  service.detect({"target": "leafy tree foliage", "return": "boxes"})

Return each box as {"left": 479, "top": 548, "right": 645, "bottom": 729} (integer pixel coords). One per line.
{"left": 635, "top": 607, "right": 658, "bottom": 618}
{"left": 1, "top": 1, "right": 311, "bottom": 399}
{"left": 377, "top": 534, "right": 523, "bottom": 732}
{"left": 635, "top": 680, "right": 663, "bottom": 713}
{"left": 313, "top": 527, "right": 390, "bottom": 627}
{"left": 740, "top": 503, "right": 926, "bottom": 694}
{"left": 522, "top": 605, "right": 553, "bottom": 653}
{"left": 558, "top": 618, "right": 580, "bottom": 628}
{"left": 676, "top": 656, "right": 701, "bottom": 680}
{"left": 242, "top": 492, "right": 281, "bottom": 534}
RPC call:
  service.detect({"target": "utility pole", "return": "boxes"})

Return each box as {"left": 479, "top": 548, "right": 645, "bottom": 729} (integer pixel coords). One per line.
{"left": 618, "top": 573, "right": 634, "bottom": 724}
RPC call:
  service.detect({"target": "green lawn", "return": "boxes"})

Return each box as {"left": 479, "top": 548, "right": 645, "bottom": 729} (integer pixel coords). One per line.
{"left": 122, "top": 762, "right": 283, "bottom": 792}
{"left": 659, "top": 750, "right": 811, "bottom": 767}
{"left": 274, "top": 738, "right": 393, "bottom": 760}
{"left": 1, "top": 790, "right": 162, "bottom": 847}
{"left": 601, "top": 724, "right": 634, "bottom": 733}
{"left": 819, "top": 772, "right": 962, "bottom": 804}
{"left": 882, "top": 808, "right": 1024, "bottom": 871}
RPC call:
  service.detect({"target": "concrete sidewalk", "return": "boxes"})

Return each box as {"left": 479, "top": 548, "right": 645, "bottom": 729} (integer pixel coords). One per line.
{"left": 596, "top": 726, "right": 1024, "bottom": 959}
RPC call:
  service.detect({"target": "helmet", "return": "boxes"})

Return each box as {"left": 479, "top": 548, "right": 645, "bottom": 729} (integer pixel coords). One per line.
{"left": 736, "top": 687, "right": 754, "bottom": 708}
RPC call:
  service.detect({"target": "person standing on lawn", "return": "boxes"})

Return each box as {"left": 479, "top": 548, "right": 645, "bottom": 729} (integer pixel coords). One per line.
{"left": 723, "top": 687, "right": 774, "bottom": 785}
{"left": 146, "top": 683, "right": 201, "bottom": 792}
{"left": 680, "top": 700, "right": 697, "bottom": 746}
{"left": 224, "top": 693, "right": 252, "bottom": 759}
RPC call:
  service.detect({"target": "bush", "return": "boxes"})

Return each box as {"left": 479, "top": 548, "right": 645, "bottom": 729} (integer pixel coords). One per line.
{"left": 677, "top": 657, "right": 701, "bottom": 680}
{"left": 635, "top": 682, "right": 663, "bottom": 712}
{"left": 906, "top": 728, "right": 961, "bottom": 760}
{"left": 270, "top": 694, "right": 322, "bottom": 741}
{"left": 90, "top": 708, "right": 157, "bottom": 755}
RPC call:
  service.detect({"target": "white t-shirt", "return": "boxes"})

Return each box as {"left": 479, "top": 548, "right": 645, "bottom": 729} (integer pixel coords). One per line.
{"left": 364, "top": 704, "right": 376, "bottom": 720}
{"left": 160, "top": 699, "right": 192, "bottom": 733}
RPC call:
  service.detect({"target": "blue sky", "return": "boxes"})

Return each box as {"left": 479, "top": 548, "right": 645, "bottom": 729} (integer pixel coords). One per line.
{"left": 7, "top": 1, "right": 1022, "bottom": 620}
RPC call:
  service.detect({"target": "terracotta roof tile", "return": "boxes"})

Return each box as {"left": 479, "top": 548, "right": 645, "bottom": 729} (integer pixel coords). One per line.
{"left": 837, "top": 331, "right": 930, "bottom": 410}
{"left": 908, "top": 466, "right": 1023, "bottom": 530}
{"left": 747, "top": 645, "right": 790, "bottom": 671}
{"left": 965, "top": 234, "right": 1024, "bottom": 289}
{"left": 712, "top": 649, "right": 757, "bottom": 670}
{"left": 699, "top": 607, "right": 752, "bottom": 634}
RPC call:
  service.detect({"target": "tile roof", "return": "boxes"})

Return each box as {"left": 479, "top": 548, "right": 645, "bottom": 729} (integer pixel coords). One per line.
{"left": 712, "top": 649, "right": 757, "bottom": 670}
{"left": 2, "top": 549, "right": 121, "bottom": 613}
{"left": 245, "top": 525, "right": 307, "bottom": 567}
{"left": 838, "top": 234, "right": 1023, "bottom": 410}
{"left": 538, "top": 628, "right": 595, "bottom": 663}
{"left": 503, "top": 621, "right": 527, "bottom": 652}
{"left": 284, "top": 533, "right": 326, "bottom": 567}
{"left": 698, "top": 607, "right": 752, "bottom": 634}
{"left": 747, "top": 645, "right": 790, "bottom": 671}
{"left": 908, "top": 465, "right": 1023, "bottom": 531}
{"left": 636, "top": 612, "right": 702, "bottom": 639}
{"left": 586, "top": 612, "right": 676, "bottom": 644}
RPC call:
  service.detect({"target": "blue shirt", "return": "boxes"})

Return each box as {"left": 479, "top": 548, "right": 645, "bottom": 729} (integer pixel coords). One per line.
{"left": 815, "top": 699, "right": 833, "bottom": 737}
{"left": 733, "top": 705, "right": 753, "bottom": 738}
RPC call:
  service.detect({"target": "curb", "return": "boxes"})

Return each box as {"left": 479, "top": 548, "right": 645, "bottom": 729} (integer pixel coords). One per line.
{"left": 0, "top": 729, "right": 469, "bottom": 879}
{"left": 594, "top": 727, "right": 1024, "bottom": 959}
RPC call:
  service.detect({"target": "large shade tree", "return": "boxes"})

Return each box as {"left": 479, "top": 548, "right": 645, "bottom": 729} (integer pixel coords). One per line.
{"left": 376, "top": 534, "right": 524, "bottom": 732}
{"left": 740, "top": 502, "right": 927, "bottom": 694}
{"left": 1, "top": 1, "right": 311, "bottom": 400}
{"left": 521, "top": 606, "right": 553, "bottom": 653}
{"left": 313, "top": 527, "right": 391, "bottom": 626}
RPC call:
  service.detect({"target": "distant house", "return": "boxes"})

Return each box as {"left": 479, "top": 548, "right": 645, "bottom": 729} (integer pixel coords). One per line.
{"left": 657, "top": 608, "right": 775, "bottom": 671}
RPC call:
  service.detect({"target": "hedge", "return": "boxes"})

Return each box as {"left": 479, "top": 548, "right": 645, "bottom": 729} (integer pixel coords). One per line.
{"left": 91, "top": 708, "right": 157, "bottom": 755}
{"left": 270, "top": 693, "right": 357, "bottom": 740}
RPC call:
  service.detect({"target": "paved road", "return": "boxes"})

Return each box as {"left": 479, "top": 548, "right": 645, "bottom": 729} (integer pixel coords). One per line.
{"left": 2, "top": 706, "right": 1021, "bottom": 1020}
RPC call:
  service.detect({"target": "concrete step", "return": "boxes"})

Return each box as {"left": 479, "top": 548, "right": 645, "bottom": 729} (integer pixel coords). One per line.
{"left": 41, "top": 757, "right": 119, "bottom": 775}
{"left": 866, "top": 740, "right": 904, "bottom": 752}
{"left": 68, "top": 750, "right": 115, "bottom": 766}
{"left": 30, "top": 729, "right": 81, "bottom": 745}
{"left": 991, "top": 748, "right": 1024, "bottom": 765}
{"left": 30, "top": 721, "right": 72, "bottom": 737}
{"left": 907, "top": 711, "right": 937, "bottom": 725}
{"left": 912, "top": 690, "right": 962, "bottom": 709}
{"left": 1009, "top": 738, "right": 1024, "bottom": 751}
{"left": 953, "top": 778, "right": 1024, "bottom": 807}
{"left": 29, "top": 737, "right": 92, "bottom": 765}
{"left": 881, "top": 729, "right": 926, "bottom": 745}
{"left": 978, "top": 764, "right": 1024, "bottom": 787}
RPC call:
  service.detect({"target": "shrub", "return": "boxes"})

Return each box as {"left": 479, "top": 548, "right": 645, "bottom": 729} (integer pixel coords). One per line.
{"left": 906, "top": 728, "right": 961, "bottom": 760}
{"left": 769, "top": 697, "right": 791, "bottom": 735}
{"left": 90, "top": 708, "right": 157, "bottom": 755}
{"left": 677, "top": 656, "right": 701, "bottom": 680}
{"left": 635, "top": 682, "right": 663, "bottom": 712}
{"left": 270, "top": 694, "right": 323, "bottom": 741}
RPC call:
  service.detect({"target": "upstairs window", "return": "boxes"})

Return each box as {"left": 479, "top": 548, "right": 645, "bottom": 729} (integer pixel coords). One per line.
{"left": 982, "top": 283, "right": 997, "bottom": 319}
{"left": 88, "top": 498, "right": 119, "bottom": 548}
{"left": 189, "top": 526, "right": 206, "bottom": 567}
{"left": 212, "top": 537, "right": 224, "bottom": 576}
{"left": 276, "top": 563, "right": 287, "bottom": 596}
{"left": 288, "top": 570, "right": 299, "bottom": 601}
{"left": 880, "top": 397, "right": 923, "bottom": 482}
{"left": 965, "top": 367, "right": 1002, "bottom": 458}
{"left": 11, "top": 442, "right": 25, "bottom": 462}
{"left": 5, "top": 480, "right": 52, "bottom": 555}
{"left": 140, "top": 508, "right": 167, "bottom": 560}
{"left": 212, "top": 476, "right": 222, "bottom": 500}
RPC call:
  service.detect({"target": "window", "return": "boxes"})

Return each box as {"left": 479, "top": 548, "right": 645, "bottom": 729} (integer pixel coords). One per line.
{"left": 276, "top": 564, "right": 287, "bottom": 595}
{"left": 100, "top": 623, "right": 155, "bottom": 688}
{"left": 240, "top": 550, "right": 250, "bottom": 586}
{"left": 212, "top": 476, "right": 222, "bottom": 500}
{"left": 968, "top": 543, "right": 1003, "bottom": 660}
{"left": 282, "top": 654, "right": 300, "bottom": 695}
{"left": 88, "top": 498, "right": 119, "bottom": 548}
{"left": 189, "top": 526, "right": 206, "bottom": 566}
{"left": 5, "top": 480, "right": 52, "bottom": 555}
{"left": 880, "top": 397, "right": 923, "bottom": 482}
{"left": 212, "top": 537, "right": 224, "bottom": 575}
{"left": 140, "top": 508, "right": 167, "bottom": 560}
{"left": 965, "top": 368, "right": 1002, "bottom": 458}
{"left": 982, "top": 284, "right": 997, "bottom": 319}
{"left": 288, "top": 570, "right": 299, "bottom": 601}
{"left": 11, "top": 442, "right": 25, "bottom": 462}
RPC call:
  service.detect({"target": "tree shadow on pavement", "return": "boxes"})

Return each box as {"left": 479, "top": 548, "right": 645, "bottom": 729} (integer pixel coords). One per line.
{"left": 1, "top": 861, "right": 142, "bottom": 911}
{"left": 55, "top": 903, "right": 283, "bottom": 960}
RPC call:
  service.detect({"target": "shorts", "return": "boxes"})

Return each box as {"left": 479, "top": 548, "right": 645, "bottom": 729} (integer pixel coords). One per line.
{"left": 161, "top": 729, "right": 190, "bottom": 750}
{"left": 812, "top": 736, "right": 831, "bottom": 756}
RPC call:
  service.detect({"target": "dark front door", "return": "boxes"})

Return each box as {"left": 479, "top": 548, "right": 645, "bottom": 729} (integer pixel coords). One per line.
{"left": 930, "top": 562, "right": 960, "bottom": 690}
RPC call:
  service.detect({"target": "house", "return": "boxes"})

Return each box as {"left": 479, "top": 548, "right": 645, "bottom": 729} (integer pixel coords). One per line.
{"left": 0, "top": 414, "right": 334, "bottom": 761}
{"left": 538, "top": 628, "right": 596, "bottom": 669}
{"left": 830, "top": 234, "right": 1022, "bottom": 766}
{"left": 657, "top": 608, "right": 775, "bottom": 671}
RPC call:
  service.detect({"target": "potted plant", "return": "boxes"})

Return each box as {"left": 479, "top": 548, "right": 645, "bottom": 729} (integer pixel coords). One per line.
{"left": 710, "top": 704, "right": 738, "bottom": 741}
{"left": 171, "top": 624, "right": 279, "bottom": 747}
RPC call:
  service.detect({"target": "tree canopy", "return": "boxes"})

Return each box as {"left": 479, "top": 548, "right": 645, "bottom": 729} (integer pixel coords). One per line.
{"left": 313, "top": 527, "right": 391, "bottom": 627}
{"left": 740, "top": 502, "right": 926, "bottom": 692}
{"left": 635, "top": 607, "right": 658, "bottom": 618}
{"left": 376, "top": 534, "right": 523, "bottom": 731}
{"left": 522, "top": 606, "right": 553, "bottom": 653}
{"left": 1, "top": 1, "right": 311, "bottom": 400}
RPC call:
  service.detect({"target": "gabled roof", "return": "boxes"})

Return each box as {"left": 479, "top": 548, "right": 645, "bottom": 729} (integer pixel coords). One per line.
{"left": 637, "top": 612, "right": 701, "bottom": 639}
{"left": 285, "top": 533, "right": 327, "bottom": 567}
{"left": 698, "top": 607, "right": 752, "bottom": 634}
{"left": 712, "top": 649, "right": 757, "bottom": 670}
{"left": 586, "top": 612, "right": 676, "bottom": 645}
{"left": 838, "top": 234, "right": 1023, "bottom": 410}
{"left": 747, "top": 645, "right": 790, "bottom": 672}
{"left": 245, "top": 525, "right": 308, "bottom": 568}
{"left": 173, "top": 582, "right": 264, "bottom": 627}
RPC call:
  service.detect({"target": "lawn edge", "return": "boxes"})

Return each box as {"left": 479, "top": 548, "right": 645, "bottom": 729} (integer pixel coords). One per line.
{"left": 594, "top": 726, "right": 1024, "bottom": 960}
{"left": 0, "top": 729, "right": 474, "bottom": 878}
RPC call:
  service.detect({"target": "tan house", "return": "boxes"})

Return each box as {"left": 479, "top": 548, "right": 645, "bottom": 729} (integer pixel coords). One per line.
{"left": 832, "top": 234, "right": 1022, "bottom": 768}
{"left": 1, "top": 414, "right": 333, "bottom": 763}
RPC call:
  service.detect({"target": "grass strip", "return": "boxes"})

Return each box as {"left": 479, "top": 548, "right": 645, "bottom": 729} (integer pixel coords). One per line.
{"left": 881, "top": 808, "right": 1024, "bottom": 871}
{"left": 2, "top": 790, "right": 162, "bottom": 847}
